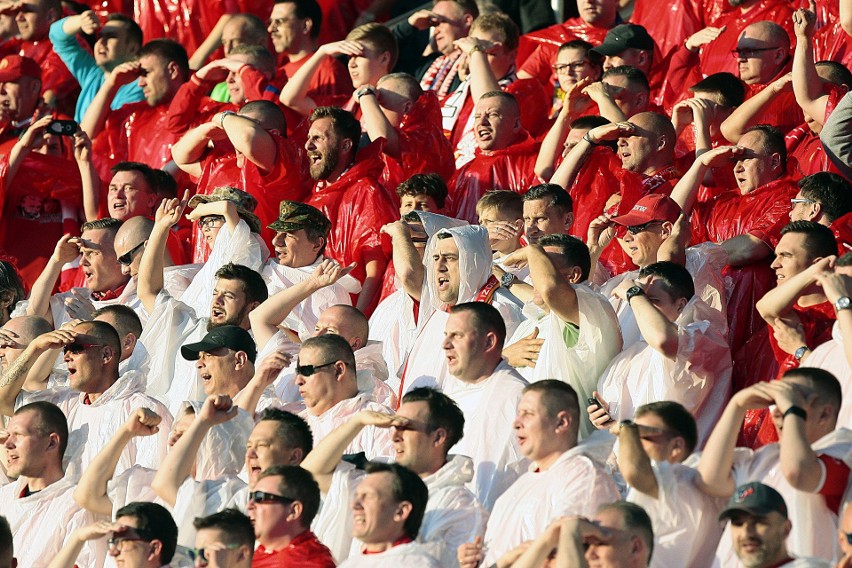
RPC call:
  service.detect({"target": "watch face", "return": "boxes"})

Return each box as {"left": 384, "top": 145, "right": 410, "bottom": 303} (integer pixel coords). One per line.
{"left": 838, "top": 297, "right": 851, "bottom": 310}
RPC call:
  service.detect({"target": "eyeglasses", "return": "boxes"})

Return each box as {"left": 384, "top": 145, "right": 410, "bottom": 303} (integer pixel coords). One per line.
{"left": 295, "top": 360, "right": 338, "bottom": 376}
{"left": 199, "top": 215, "right": 226, "bottom": 230}
{"left": 63, "top": 340, "right": 105, "bottom": 354}
{"left": 730, "top": 47, "right": 779, "bottom": 59}
{"left": 249, "top": 490, "right": 297, "bottom": 505}
{"left": 187, "top": 544, "right": 241, "bottom": 564}
{"left": 107, "top": 536, "right": 148, "bottom": 552}
{"left": 552, "top": 61, "right": 588, "bottom": 73}
{"left": 625, "top": 221, "right": 663, "bottom": 235}
{"left": 790, "top": 198, "right": 816, "bottom": 206}
{"left": 118, "top": 241, "right": 145, "bottom": 266}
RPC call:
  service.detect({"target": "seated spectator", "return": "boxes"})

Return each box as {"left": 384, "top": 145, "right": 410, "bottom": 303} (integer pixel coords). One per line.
{"left": 615, "top": 402, "right": 726, "bottom": 568}
{"left": 192, "top": 509, "right": 255, "bottom": 568}
{"left": 517, "top": 0, "right": 617, "bottom": 87}
{"left": 173, "top": 101, "right": 310, "bottom": 258}
{"left": 302, "top": 388, "right": 487, "bottom": 566}
{"left": 592, "top": 65, "right": 653, "bottom": 123}
{"left": 279, "top": 22, "right": 397, "bottom": 118}
{"left": 0, "top": 402, "right": 97, "bottom": 568}
{"left": 82, "top": 40, "right": 190, "bottom": 173}
{"left": 14, "top": 0, "right": 77, "bottom": 111}
{"left": 49, "top": 10, "right": 143, "bottom": 122}
{"left": 339, "top": 463, "right": 439, "bottom": 566}
{"left": 247, "top": 465, "right": 335, "bottom": 566}
{"left": 789, "top": 173, "right": 852, "bottom": 229}
{"left": 396, "top": 225, "right": 524, "bottom": 398}
{"left": 48, "top": 501, "right": 179, "bottom": 568}
{"left": 358, "top": 72, "right": 456, "bottom": 191}
{"left": 448, "top": 91, "right": 541, "bottom": 222}
{"left": 267, "top": 0, "right": 352, "bottom": 126}
{"left": 397, "top": 173, "right": 449, "bottom": 216}
{"left": 476, "top": 190, "right": 524, "bottom": 277}
{"left": 719, "top": 482, "right": 832, "bottom": 568}
{"left": 502, "top": 235, "right": 621, "bottom": 437}
{"left": 696, "top": 368, "right": 852, "bottom": 563}
{"left": 302, "top": 106, "right": 397, "bottom": 314}
{"left": 441, "top": 13, "right": 549, "bottom": 163}
{"left": 474, "top": 380, "right": 619, "bottom": 565}
{"left": 595, "top": 261, "right": 731, "bottom": 444}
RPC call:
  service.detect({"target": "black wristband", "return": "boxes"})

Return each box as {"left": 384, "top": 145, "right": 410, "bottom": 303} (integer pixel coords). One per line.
{"left": 583, "top": 133, "right": 600, "bottom": 146}
{"left": 782, "top": 406, "right": 808, "bottom": 421}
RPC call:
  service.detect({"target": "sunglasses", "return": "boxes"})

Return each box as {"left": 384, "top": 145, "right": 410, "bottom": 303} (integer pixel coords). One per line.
{"left": 845, "top": 532, "right": 852, "bottom": 546}
{"left": 790, "top": 198, "right": 816, "bottom": 206}
{"left": 625, "top": 221, "right": 663, "bottom": 235}
{"left": 118, "top": 241, "right": 145, "bottom": 266}
{"left": 63, "top": 340, "right": 105, "bottom": 354}
{"left": 730, "top": 47, "right": 779, "bottom": 59}
{"left": 249, "top": 490, "right": 296, "bottom": 505}
{"left": 187, "top": 543, "right": 240, "bottom": 564}
{"left": 295, "top": 360, "right": 337, "bottom": 376}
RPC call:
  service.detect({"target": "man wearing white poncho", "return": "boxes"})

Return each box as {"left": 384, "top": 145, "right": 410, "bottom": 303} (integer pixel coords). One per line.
{"left": 397, "top": 224, "right": 524, "bottom": 396}
{"left": 595, "top": 261, "right": 731, "bottom": 446}
{"left": 503, "top": 234, "right": 622, "bottom": 438}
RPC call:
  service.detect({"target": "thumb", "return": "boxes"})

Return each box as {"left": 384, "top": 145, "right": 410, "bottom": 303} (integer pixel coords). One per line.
{"left": 474, "top": 535, "right": 483, "bottom": 547}
{"left": 526, "top": 328, "right": 539, "bottom": 340}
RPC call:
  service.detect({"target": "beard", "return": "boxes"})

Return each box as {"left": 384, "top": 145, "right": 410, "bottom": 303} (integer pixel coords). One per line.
{"left": 309, "top": 150, "right": 339, "bottom": 181}
{"left": 207, "top": 306, "right": 249, "bottom": 331}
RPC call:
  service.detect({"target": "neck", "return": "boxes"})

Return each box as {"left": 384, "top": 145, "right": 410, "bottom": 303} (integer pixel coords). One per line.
{"left": 311, "top": 387, "right": 358, "bottom": 416}
{"left": 22, "top": 467, "right": 63, "bottom": 492}
{"left": 419, "top": 457, "right": 448, "bottom": 479}
{"left": 363, "top": 535, "right": 409, "bottom": 554}
{"left": 641, "top": 161, "right": 670, "bottom": 177}
{"left": 535, "top": 441, "right": 575, "bottom": 471}
{"left": 261, "top": 527, "right": 305, "bottom": 551}
{"left": 324, "top": 157, "right": 353, "bottom": 185}
{"left": 288, "top": 40, "right": 317, "bottom": 62}
{"left": 457, "top": 358, "right": 501, "bottom": 384}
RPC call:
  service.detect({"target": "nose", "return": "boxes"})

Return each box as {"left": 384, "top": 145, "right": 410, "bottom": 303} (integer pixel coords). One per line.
{"left": 441, "top": 335, "right": 452, "bottom": 350}
{"left": 272, "top": 233, "right": 284, "bottom": 247}
{"left": 295, "top": 374, "right": 305, "bottom": 386}
{"left": 623, "top": 231, "right": 635, "bottom": 243}
{"left": 436, "top": 257, "right": 447, "bottom": 271}
{"left": 226, "top": 71, "right": 237, "bottom": 84}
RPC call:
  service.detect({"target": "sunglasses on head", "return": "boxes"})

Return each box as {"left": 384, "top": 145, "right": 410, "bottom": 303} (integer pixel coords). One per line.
{"left": 295, "top": 360, "right": 338, "bottom": 376}
{"left": 63, "top": 340, "right": 105, "bottom": 354}
{"left": 118, "top": 241, "right": 145, "bottom": 266}
{"left": 249, "top": 490, "right": 296, "bottom": 505}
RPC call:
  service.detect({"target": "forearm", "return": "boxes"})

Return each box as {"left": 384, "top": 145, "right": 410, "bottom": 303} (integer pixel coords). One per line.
{"left": 720, "top": 87, "right": 779, "bottom": 143}
{"left": 468, "top": 51, "right": 500, "bottom": 102}
{"left": 189, "top": 30, "right": 224, "bottom": 70}
{"left": 73, "top": 430, "right": 133, "bottom": 515}
{"left": 221, "top": 112, "right": 276, "bottom": 172}
{"left": 301, "top": 417, "right": 365, "bottom": 478}
{"left": 0, "top": 347, "right": 43, "bottom": 416}
{"left": 554, "top": 525, "right": 588, "bottom": 568}
{"left": 137, "top": 225, "right": 169, "bottom": 314}
{"left": 392, "top": 238, "right": 424, "bottom": 301}
{"left": 79, "top": 158, "right": 100, "bottom": 222}
{"left": 80, "top": 80, "right": 120, "bottom": 139}
{"left": 250, "top": 278, "right": 320, "bottom": 342}
{"left": 629, "top": 296, "right": 679, "bottom": 358}
{"left": 510, "top": 537, "right": 557, "bottom": 568}
{"left": 234, "top": 377, "right": 266, "bottom": 418}
{"left": 529, "top": 245, "right": 579, "bottom": 325}
{"left": 793, "top": 40, "right": 824, "bottom": 122}
{"left": 549, "top": 137, "right": 595, "bottom": 190}
{"left": 695, "top": 402, "right": 743, "bottom": 496}
{"left": 692, "top": 119, "right": 712, "bottom": 155}
{"left": 46, "top": 533, "right": 87, "bottom": 568}
{"left": 618, "top": 425, "right": 658, "bottom": 498}
{"left": 171, "top": 124, "right": 214, "bottom": 167}
{"left": 593, "top": 95, "right": 627, "bottom": 123}
{"left": 535, "top": 112, "right": 571, "bottom": 180}
{"left": 26, "top": 258, "right": 64, "bottom": 319}
{"left": 6, "top": 140, "right": 32, "bottom": 183}
{"left": 669, "top": 159, "right": 709, "bottom": 215}
{"left": 360, "top": 95, "right": 399, "bottom": 156}
{"left": 721, "top": 235, "right": 771, "bottom": 266}
{"left": 356, "top": 257, "right": 386, "bottom": 312}
{"left": 167, "top": 77, "right": 215, "bottom": 134}
{"left": 279, "top": 51, "right": 324, "bottom": 115}
{"left": 779, "top": 415, "right": 822, "bottom": 491}
{"left": 756, "top": 268, "right": 816, "bottom": 322}
{"left": 151, "top": 419, "right": 212, "bottom": 506}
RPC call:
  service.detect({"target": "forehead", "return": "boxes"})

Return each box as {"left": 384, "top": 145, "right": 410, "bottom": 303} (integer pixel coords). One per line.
{"left": 7, "top": 410, "right": 38, "bottom": 431}
{"left": 100, "top": 20, "right": 129, "bottom": 36}
{"left": 139, "top": 54, "right": 165, "bottom": 70}
{"left": 739, "top": 25, "right": 773, "bottom": 44}
{"left": 214, "top": 277, "right": 246, "bottom": 294}
{"left": 634, "top": 412, "right": 666, "bottom": 429}
{"left": 435, "top": 236, "right": 459, "bottom": 254}
{"left": 775, "top": 231, "right": 808, "bottom": 253}
{"left": 223, "top": 18, "right": 252, "bottom": 37}
{"left": 195, "top": 528, "right": 226, "bottom": 548}
{"left": 603, "top": 74, "right": 629, "bottom": 88}
{"left": 297, "top": 345, "right": 322, "bottom": 363}
{"left": 837, "top": 265, "right": 852, "bottom": 277}
{"left": 446, "top": 310, "right": 474, "bottom": 332}
{"left": 115, "top": 515, "right": 139, "bottom": 529}
{"left": 271, "top": 1, "right": 297, "bottom": 17}
{"left": 476, "top": 96, "right": 512, "bottom": 114}
{"left": 255, "top": 474, "right": 282, "bottom": 492}
{"left": 470, "top": 27, "right": 500, "bottom": 43}
{"left": 519, "top": 389, "right": 544, "bottom": 410}
{"left": 308, "top": 117, "right": 335, "bottom": 137}
{"left": 524, "top": 198, "right": 554, "bottom": 215}
{"left": 252, "top": 419, "right": 281, "bottom": 440}
{"left": 397, "top": 400, "right": 431, "bottom": 421}
{"left": 433, "top": 0, "right": 463, "bottom": 18}
{"left": 594, "top": 508, "right": 626, "bottom": 530}
{"left": 81, "top": 229, "right": 114, "bottom": 247}
{"left": 110, "top": 169, "right": 148, "bottom": 188}
{"left": 359, "top": 471, "right": 394, "bottom": 497}
{"left": 558, "top": 47, "right": 586, "bottom": 62}
{"left": 737, "top": 130, "right": 767, "bottom": 153}
{"left": 479, "top": 206, "right": 517, "bottom": 222}
{"left": 317, "top": 306, "right": 347, "bottom": 327}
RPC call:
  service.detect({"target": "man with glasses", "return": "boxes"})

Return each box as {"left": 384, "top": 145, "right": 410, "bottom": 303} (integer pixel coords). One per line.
{"left": 248, "top": 465, "right": 335, "bottom": 566}
{"left": 789, "top": 172, "right": 852, "bottom": 229}
{"left": 192, "top": 509, "right": 255, "bottom": 568}
{"left": 48, "top": 501, "right": 179, "bottom": 568}
{"left": 0, "top": 320, "right": 172, "bottom": 476}
{"left": 0, "top": 401, "right": 98, "bottom": 568}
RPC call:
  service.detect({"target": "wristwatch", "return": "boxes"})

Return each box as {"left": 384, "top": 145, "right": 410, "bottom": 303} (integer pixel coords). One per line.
{"left": 625, "top": 285, "right": 645, "bottom": 303}
{"left": 218, "top": 110, "right": 238, "bottom": 128}
{"left": 794, "top": 345, "right": 810, "bottom": 361}
{"left": 355, "top": 86, "right": 376, "bottom": 100}
{"left": 835, "top": 296, "right": 851, "bottom": 312}
{"left": 500, "top": 272, "right": 516, "bottom": 288}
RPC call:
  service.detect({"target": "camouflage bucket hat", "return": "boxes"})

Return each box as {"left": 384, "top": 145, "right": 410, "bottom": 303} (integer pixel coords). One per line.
{"left": 188, "top": 186, "right": 263, "bottom": 234}
{"left": 267, "top": 200, "right": 331, "bottom": 236}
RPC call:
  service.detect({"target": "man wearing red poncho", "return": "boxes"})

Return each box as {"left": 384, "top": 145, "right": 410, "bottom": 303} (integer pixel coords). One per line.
{"left": 304, "top": 106, "right": 396, "bottom": 316}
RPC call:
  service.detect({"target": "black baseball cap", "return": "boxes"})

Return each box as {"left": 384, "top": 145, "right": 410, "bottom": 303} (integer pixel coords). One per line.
{"left": 590, "top": 24, "right": 655, "bottom": 57}
{"left": 718, "top": 482, "right": 788, "bottom": 522}
{"left": 181, "top": 325, "right": 257, "bottom": 363}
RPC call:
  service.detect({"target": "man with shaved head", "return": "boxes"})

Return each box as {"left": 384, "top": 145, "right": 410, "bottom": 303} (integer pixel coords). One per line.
{"left": 0, "top": 320, "right": 172, "bottom": 477}
{"left": 0, "top": 316, "right": 54, "bottom": 399}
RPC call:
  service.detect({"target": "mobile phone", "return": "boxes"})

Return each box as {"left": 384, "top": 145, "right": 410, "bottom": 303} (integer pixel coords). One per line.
{"left": 587, "top": 397, "right": 601, "bottom": 409}
{"left": 46, "top": 119, "right": 77, "bottom": 136}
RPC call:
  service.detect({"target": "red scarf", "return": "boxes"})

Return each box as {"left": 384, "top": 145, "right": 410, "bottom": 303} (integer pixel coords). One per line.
{"left": 420, "top": 52, "right": 463, "bottom": 98}
{"left": 90, "top": 282, "right": 127, "bottom": 302}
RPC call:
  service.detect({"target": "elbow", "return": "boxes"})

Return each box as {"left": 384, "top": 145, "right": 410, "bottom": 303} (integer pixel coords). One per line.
{"left": 535, "top": 163, "right": 554, "bottom": 182}
{"left": 719, "top": 121, "right": 739, "bottom": 144}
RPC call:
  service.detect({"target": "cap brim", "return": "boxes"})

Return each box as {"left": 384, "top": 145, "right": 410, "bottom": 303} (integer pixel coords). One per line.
{"left": 590, "top": 42, "right": 625, "bottom": 56}
{"left": 718, "top": 505, "right": 778, "bottom": 522}
{"left": 267, "top": 220, "right": 307, "bottom": 232}
{"left": 0, "top": 72, "right": 19, "bottom": 83}
{"left": 611, "top": 211, "right": 654, "bottom": 226}
{"left": 180, "top": 339, "right": 221, "bottom": 361}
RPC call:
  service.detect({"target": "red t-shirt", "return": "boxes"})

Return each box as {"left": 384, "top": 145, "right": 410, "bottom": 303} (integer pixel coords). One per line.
{"left": 252, "top": 531, "right": 336, "bottom": 568}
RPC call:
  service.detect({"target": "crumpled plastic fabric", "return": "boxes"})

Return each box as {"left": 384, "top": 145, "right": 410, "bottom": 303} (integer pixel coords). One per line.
{"left": 448, "top": 131, "right": 542, "bottom": 223}
{"left": 420, "top": 224, "right": 491, "bottom": 318}
{"left": 178, "top": 401, "right": 254, "bottom": 480}
{"left": 631, "top": 0, "right": 702, "bottom": 67}
{"left": 381, "top": 91, "right": 456, "bottom": 192}
{"left": 786, "top": 83, "right": 844, "bottom": 178}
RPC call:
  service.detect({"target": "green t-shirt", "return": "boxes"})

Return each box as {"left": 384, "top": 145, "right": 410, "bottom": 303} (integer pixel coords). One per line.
{"left": 559, "top": 318, "right": 580, "bottom": 348}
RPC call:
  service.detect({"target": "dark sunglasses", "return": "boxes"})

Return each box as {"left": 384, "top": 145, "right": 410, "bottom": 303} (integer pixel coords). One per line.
{"left": 63, "top": 340, "right": 105, "bottom": 354}
{"left": 118, "top": 241, "right": 145, "bottom": 265}
{"left": 249, "top": 490, "right": 296, "bottom": 505}
{"left": 625, "top": 221, "right": 663, "bottom": 235}
{"left": 295, "top": 360, "right": 337, "bottom": 376}
{"left": 187, "top": 544, "right": 240, "bottom": 563}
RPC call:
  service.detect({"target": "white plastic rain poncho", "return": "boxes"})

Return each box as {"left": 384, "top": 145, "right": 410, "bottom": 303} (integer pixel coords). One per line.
{"left": 807, "top": 322, "right": 852, "bottom": 429}
{"left": 399, "top": 225, "right": 525, "bottom": 396}
{"left": 626, "top": 454, "right": 727, "bottom": 568}
{"left": 0, "top": 476, "right": 100, "bottom": 568}
{"left": 262, "top": 256, "right": 361, "bottom": 340}
{"left": 312, "top": 462, "right": 365, "bottom": 562}
{"left": 177, "top": 219, "right": 268, "bottom": 317}
{"left": 339, "top": 542, "right": 440, "bottom": 567}
{"left": 443, "top": 360, "right": 528, "bottom": 510}
{"left": 369, "top": 212, "right": 467, "bottom": 390}
{"left": 419, "top": 455, "right": 489, "bottom": 568}
{"left": 482, "top": 431, "right": 620, "bottom": 565}
{"left": 713, "top": 428, "right": 852, "bottom": 566}
{"left": 171, "top": 403, "right": 254, "bottom": 547}
{"left": 19, "top": 370, "right": 173, "bottom": 480}
{"left": 600, "top": 243, "right": 729, "bottom": 350}
{"left": 597, "top": 297, "right": 732, "bottom": 446}
{"left": 505, "top": 284, "right": 622, "bottom": 438}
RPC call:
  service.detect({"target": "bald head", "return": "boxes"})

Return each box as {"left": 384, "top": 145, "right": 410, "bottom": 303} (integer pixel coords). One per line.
{"left": 115, "top": 215, "right": 154, "bottom": 248}
{"left": 745, "top": 21, "right": 790, "bottom": 50}
{"left": 737, "top": 21, "right": 790, "bottom": 84}
{"left": 315, "top": 305, "right": 369, "bottom": 351}
{"left": 0, "top": 316, "right": 52, "bottom": 370}
{"left": 619, "top": 112, "right": 676, "bottom": 175}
